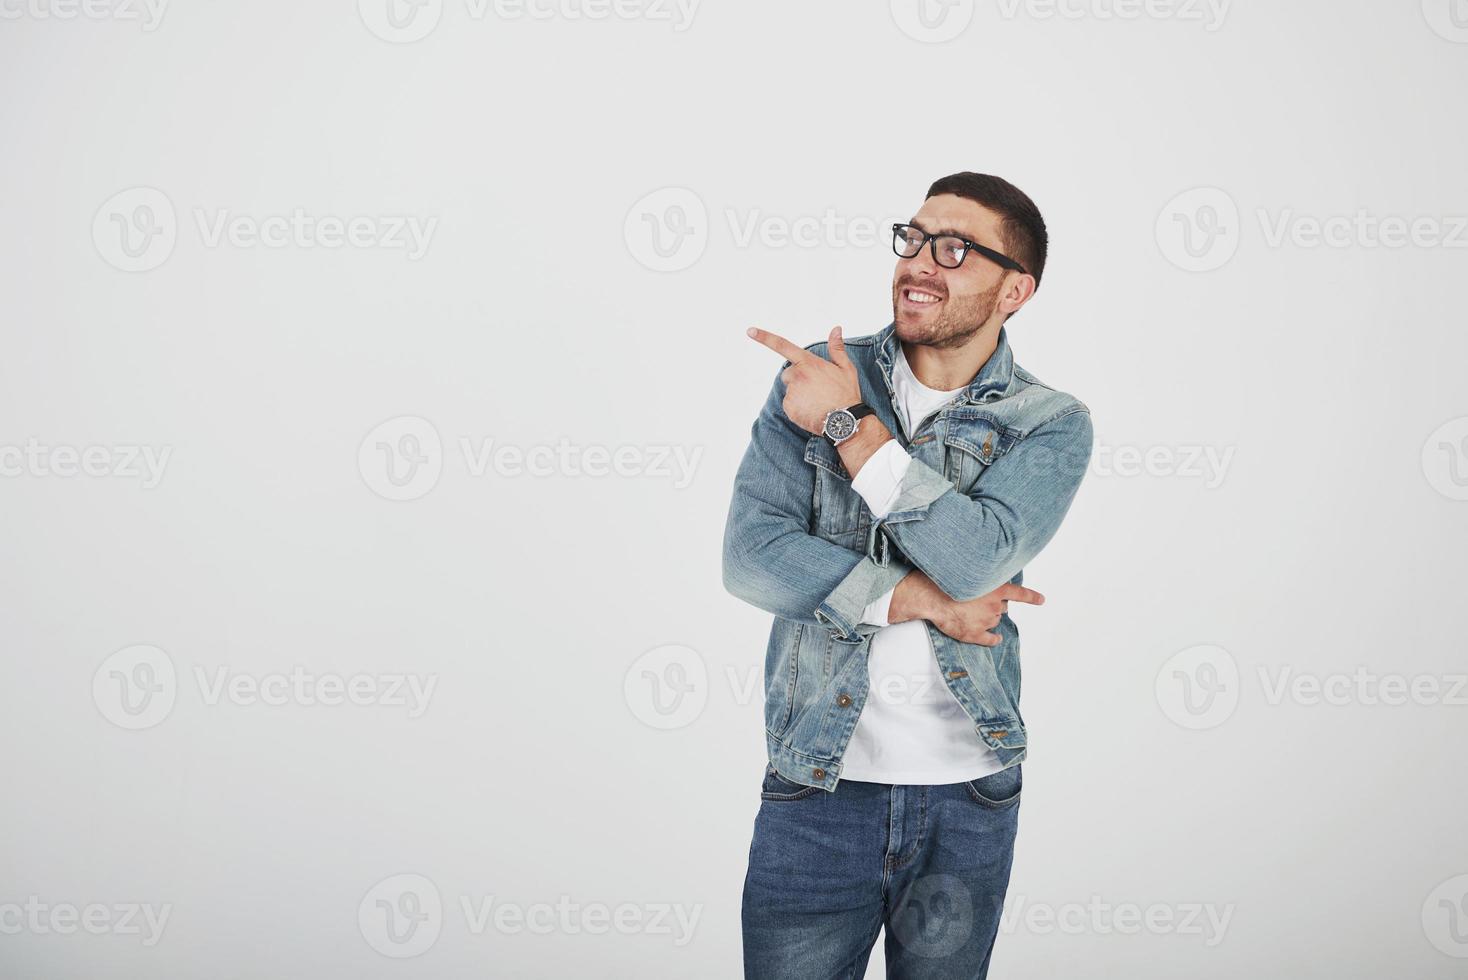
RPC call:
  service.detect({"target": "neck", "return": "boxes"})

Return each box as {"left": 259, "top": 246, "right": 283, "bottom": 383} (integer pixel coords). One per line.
{"left": 901, "top": 319, "right": 1001, "bottom": 392}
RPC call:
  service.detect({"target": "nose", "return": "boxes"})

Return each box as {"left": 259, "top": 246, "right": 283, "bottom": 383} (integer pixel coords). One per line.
{"left": 900, "top": 239, "right": 940, "bottom": 278}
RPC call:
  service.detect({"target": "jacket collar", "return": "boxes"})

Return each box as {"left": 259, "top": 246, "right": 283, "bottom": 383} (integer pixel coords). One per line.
{"left": 874, "top": 320, "right": 1015, "bottom": 405}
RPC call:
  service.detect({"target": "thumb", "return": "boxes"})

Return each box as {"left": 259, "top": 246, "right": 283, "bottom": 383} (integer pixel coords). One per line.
{"left": 828, "top": 325, "right": 851, "bottom": 367}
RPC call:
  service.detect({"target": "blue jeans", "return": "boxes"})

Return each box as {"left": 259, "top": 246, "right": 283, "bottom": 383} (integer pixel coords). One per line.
{"left": 742, "top": 763, "right": 1022, "bottom": 979}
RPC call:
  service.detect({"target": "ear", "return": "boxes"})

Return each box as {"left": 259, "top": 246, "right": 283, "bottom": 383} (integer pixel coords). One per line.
{"left": 997, "top": 272, "right": 1038, "bottom": 318}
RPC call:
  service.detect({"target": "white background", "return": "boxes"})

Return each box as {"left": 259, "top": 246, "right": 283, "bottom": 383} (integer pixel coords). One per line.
{"left": 2, "top": 1, "right": 1466, "bottom": 976}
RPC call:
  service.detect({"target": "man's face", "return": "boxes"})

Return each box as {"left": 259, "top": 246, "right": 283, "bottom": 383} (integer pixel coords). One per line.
{"left": 892, "top": 194, "right": 1015, "bottom": 350}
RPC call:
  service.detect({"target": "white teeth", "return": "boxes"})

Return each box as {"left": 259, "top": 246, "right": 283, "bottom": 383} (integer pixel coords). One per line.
{"left": 906, "top": 288, "right": 941, "bottom": 304}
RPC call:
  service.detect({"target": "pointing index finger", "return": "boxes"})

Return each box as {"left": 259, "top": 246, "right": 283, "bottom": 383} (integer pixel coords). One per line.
{"left": 747, "top": 326, "right": 809, "bottom": 365}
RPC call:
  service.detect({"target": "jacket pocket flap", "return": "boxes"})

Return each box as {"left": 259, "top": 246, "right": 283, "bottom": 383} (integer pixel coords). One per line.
{"left": 944, "top": 424, "right": 1007, "bottom": 465}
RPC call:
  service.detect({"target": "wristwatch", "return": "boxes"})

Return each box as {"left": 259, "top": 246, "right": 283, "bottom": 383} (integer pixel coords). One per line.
{"left": 822, "top": 402, "right": 876, "bottom": 447}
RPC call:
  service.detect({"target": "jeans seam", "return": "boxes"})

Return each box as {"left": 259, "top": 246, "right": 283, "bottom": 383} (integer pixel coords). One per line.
{"left": 883, "top": 787, "right": 928, "bottom": 875}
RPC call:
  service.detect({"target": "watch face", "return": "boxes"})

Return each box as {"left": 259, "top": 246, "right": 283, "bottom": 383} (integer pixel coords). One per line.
{"left": 825, "top": 410, "right": 857, "bottom": 441}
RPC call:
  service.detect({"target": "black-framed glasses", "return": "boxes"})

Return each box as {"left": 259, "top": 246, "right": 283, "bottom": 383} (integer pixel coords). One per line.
{"left": 892, "top": 223, "right": 1027, "bottom": 274}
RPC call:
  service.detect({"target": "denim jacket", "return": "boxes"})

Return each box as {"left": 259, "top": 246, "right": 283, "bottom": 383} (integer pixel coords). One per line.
{"left": 722, "top": 320, "right": 1093, "bottom": 792}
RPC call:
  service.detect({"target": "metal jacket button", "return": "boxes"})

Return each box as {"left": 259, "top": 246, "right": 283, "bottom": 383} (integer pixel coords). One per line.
{"left": 836, "top": 693, "right": 852, "bottom": 707}
{"left": 812, "top": 768, "right": 826, "bottom": 780}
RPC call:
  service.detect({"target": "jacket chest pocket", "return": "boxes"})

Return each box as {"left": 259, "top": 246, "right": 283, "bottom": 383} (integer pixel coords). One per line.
{"left": 941, "top": 416, "right": 1012, "bottom": 494}
{"left": 803, "top": 436, "right": 869, "bottom": 548}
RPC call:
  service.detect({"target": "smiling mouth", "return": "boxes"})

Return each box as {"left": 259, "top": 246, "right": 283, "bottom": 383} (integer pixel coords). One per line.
{"left": 901, "top": 286, "right": 944, "bottom": 307}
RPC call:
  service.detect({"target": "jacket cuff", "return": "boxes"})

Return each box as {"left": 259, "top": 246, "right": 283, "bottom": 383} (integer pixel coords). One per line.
{"left": 814, "top": 554, "right": 913, "bottom": 639}
{"left": 864, "top": 457, "right": 953, "bottom": 565}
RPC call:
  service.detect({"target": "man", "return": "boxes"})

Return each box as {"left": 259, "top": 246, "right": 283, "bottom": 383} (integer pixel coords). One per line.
{"left": 722, "top": 172, "right": 1094, "bottom": 978}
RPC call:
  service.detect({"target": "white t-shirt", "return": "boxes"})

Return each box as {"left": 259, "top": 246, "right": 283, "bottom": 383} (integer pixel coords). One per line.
{"left": 838, "top": 342, "right": 1005, "bottom": 785}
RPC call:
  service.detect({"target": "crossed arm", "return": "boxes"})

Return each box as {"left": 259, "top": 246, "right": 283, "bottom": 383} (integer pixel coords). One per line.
{"left": 722, "top": 363, "right": 1088, "bottom": 644}
{"left": 834, "top": 406, "right": 1095, "bottom": 604}
{"left": 721, "top": 365, "right": 912, "bottom": 637}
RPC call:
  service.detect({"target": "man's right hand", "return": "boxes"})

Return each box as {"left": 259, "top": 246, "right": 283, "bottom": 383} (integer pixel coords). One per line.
{"left": 888, "top": 570, "right": 1045, "bottom": 647}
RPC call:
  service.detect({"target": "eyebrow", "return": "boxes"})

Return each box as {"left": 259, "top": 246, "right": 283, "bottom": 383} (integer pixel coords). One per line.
{"left": 908, "top": 218, "right": 975, "bottom": 241}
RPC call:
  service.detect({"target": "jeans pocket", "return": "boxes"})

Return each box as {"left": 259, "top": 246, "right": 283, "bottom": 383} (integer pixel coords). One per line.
{"left": 760, "top": 764, "right": 822, "bottom": 802}
{"left": 964, "top": 763, "right": 1022, "bottom": 810}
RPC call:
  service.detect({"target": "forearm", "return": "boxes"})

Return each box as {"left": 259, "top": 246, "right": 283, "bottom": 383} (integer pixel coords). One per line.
{"left": 863, "top": 410, "right": 1094, "bottom": 602}
{"left": 723, "top": 363, "right": 917, "bottom": 637}
{"left": 886, "top": 569, "right": 950, "bottom": 626}
{"left": 723, "top": 524, "right": 914, "bottom": 635}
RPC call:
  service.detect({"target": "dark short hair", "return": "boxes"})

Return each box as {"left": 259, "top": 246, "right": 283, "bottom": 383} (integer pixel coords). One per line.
{"left": 925, "top": 172, "right": 1048, "bottom": 290}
